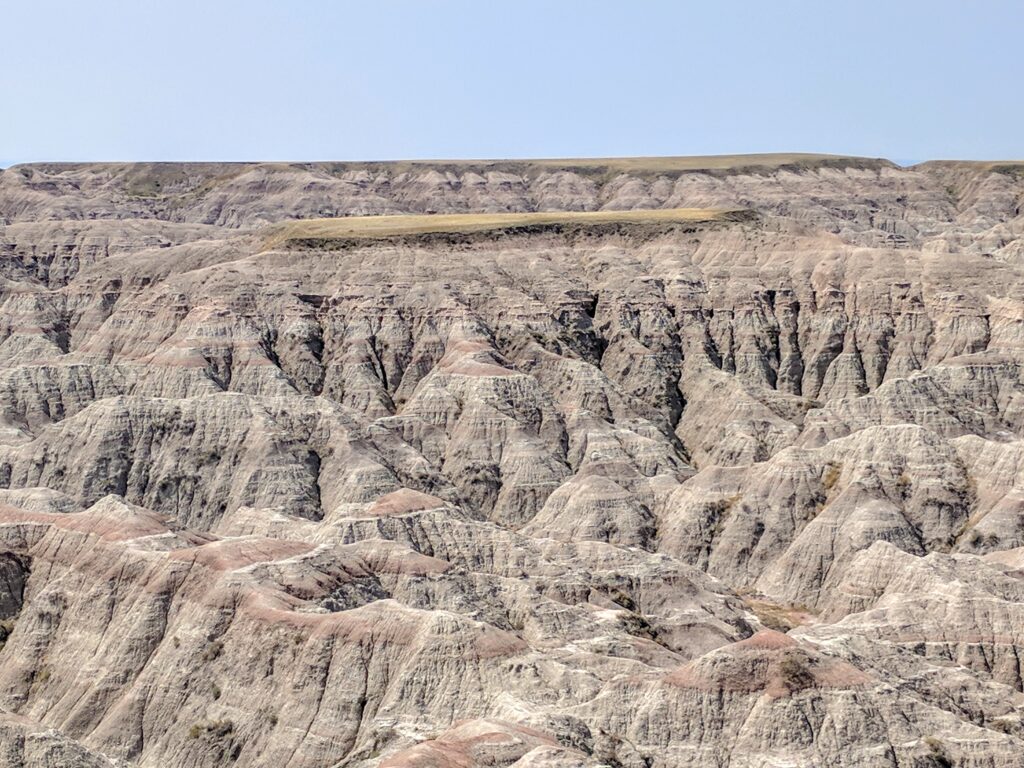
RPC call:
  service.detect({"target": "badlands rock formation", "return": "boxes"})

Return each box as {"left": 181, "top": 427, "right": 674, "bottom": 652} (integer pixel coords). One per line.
{"left": 0, "top": 154, "right": 1023, "bottom": 767}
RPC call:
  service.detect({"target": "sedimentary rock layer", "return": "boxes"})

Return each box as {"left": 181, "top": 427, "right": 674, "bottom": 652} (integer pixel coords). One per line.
{"left": 0, "top": 154, "right": 1023, "bottom": 767}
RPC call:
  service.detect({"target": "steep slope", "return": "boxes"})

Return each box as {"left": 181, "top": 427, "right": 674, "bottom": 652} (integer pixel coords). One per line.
{"left": 0, "top": 155, "right": 1023, "bottom": 767}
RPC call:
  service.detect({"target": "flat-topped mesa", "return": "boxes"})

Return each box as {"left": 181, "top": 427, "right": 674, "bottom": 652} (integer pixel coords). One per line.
{"left": 2, "top": 152, "right": 892, "bottom": 179}
{"left": 261, "top": 207, "right": 753, "bottom": 250}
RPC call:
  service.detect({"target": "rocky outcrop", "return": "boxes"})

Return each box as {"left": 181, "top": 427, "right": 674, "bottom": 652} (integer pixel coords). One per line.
{"left": 0, "top": 155, "right": 1023, "bottom": 766}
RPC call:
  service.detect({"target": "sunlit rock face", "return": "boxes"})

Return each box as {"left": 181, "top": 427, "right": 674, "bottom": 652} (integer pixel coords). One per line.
{"left": 1, "top": 155, "right": 1024, "bottom": 767}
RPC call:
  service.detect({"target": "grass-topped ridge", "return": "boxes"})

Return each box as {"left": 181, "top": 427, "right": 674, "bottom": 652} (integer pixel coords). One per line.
{"left": 6, "top": 153, "right": 892, "bottom": 181}
{"left": 912, "top": 159, "right": 1024, "bottom": 172}
{"left": 263, "top": 207, "right": 750, "bottom": 249}
{"left": 468, "top": 153, "right": 886, "bottom": 173}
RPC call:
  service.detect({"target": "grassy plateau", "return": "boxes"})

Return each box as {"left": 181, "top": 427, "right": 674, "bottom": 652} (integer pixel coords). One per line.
{"left": 263, "top": 207, "right": 748, "bottom": 249}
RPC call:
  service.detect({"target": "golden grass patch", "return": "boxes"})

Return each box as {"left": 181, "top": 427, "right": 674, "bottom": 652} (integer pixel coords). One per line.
{"left": 263, "top": 207, "right": 747, "bottom": 249}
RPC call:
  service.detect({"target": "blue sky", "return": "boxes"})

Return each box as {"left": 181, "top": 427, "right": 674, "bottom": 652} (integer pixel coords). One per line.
{"left": 1, "top": 0, "right": 1021, "bottom": 166}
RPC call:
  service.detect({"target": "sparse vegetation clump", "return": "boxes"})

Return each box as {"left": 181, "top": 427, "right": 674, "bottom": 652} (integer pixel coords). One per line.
{"left": 202, "top": 640, "right": 224, "bottom": 662}
{"left": 620, "top": 611, "right": 658, "bottom": 640}
{"left": 988, "top": 717, "right": 1015, "bottom": 734}
{"left": 29, "top": 666, "right": 52, "bottom": 694}
{"left": 895, "top": 472, "right": 912, "bottom": 499}
{"left": 778, "top": 653, "right": 814, "bottom": 693}
{"left": 742, "top": 594, "right": 815, "bottom": 632}
{"left": 608, "top": 586, "right": 637, "bottom": 612}
{"left": 822, "top": 462, "right": 842, "bottom": 492}
{"left": 0, "top": 617, "right": 15, "bottom": 652}
{"left": 188, "top": 719, "right": 234, "bottom": 740}
{"left": 923, "top": 735, "right": 952, "bottom": 768}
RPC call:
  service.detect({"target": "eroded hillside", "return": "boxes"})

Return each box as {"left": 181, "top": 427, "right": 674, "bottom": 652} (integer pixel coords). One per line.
{"left": 1, "top": 154, "right": 1024, "bottom": 767}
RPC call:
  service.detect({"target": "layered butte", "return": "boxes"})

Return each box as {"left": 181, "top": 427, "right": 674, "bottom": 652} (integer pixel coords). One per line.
{"left": 0, "top": 154, "right": 1023, "bottom": 767}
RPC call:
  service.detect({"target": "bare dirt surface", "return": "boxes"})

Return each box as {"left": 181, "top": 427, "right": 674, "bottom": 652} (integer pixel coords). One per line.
{"left": 1, "top": 154, "right": 1024, "bottom": 766}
